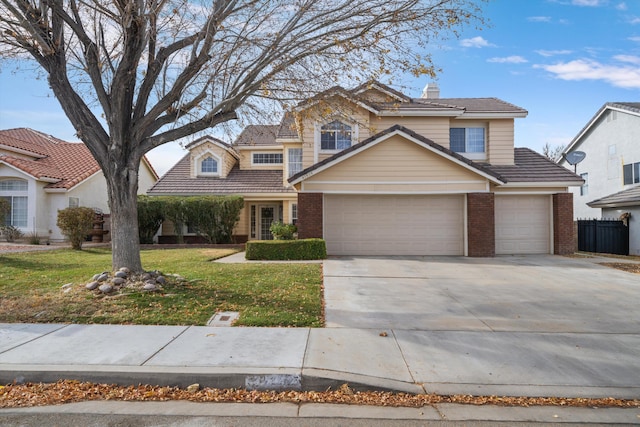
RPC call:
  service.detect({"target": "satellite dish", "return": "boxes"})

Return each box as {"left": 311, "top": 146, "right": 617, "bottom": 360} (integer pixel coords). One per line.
{"left": 564, "top": 151, "right": 586, "bottom": 165}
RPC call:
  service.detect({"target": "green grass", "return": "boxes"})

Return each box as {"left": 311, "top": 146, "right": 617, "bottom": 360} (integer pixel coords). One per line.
{"left": 0, "top": 248, "right": 323, "bottom": 327}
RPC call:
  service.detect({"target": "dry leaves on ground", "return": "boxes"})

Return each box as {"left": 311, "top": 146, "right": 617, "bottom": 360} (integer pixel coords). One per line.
{"left": 599, "top": 262, "right": 640, "bottom": 274}
{"left": 1, "top": 381, "right": 638, "bottom": 409}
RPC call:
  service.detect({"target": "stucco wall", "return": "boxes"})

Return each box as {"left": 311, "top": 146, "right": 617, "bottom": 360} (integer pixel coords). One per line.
{"left": 565, "top": 109, "right": 640, "bottom": 219}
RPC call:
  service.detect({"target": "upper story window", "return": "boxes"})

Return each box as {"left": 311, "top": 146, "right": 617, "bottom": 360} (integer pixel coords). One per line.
{"left": 0, "top": 179, "right": 28, "bottom": 228}
{"left": 623, "top": 162, "right": 640, "bottom": 185}
{"left": 201, "top": 156, "right": 218, "bottom": 174}
{"left": 253, "top": 153, "right": 283, "bottom": 164}
{"left": 321, "top": 121, "right": 352, "bottom": 151}
{"left": 288, "top": 148, "right": 303, "bottom": 177}
{"left": 580, "top": 173, "right": 588, "bottom": 196}
{"left": 450, "top": 128, "right": 485, "bottom": 154}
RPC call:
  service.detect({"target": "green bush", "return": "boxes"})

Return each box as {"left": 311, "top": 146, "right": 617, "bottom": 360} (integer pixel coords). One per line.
{"left": 0, "top": 225, "right": 23, "bottom": 242}
{"left": 57, "top": 207, "right": 95, "bottom": 250}
{"left": 269, "top": 221, "right": 297, "bottom": 240}
{"left": 245, "top": 239, "right": 327, "bottom": 260}
{"left": 137, "top": 195, "right": 165, "bottom": 244}
{"left": 0, "top": 198, "right": 9, "bottom": 223}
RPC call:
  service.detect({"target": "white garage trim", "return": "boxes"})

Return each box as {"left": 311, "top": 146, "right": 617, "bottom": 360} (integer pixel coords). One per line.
{"left": 495, "top": 195, "right": 553, "bottom": 255}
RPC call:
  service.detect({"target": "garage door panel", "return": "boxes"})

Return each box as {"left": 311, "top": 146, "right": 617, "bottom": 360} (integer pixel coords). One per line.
{"left": 495, "top": 196, "right": 551, "bottom": 255}
{"left": 325, "top": 194, "right": 464, "bottom": 256}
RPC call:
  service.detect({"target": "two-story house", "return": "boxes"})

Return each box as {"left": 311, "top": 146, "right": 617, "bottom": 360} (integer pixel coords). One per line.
{"left": 0, "top": 128, "right": 158, "bottom": 242}
{"left": 149, "top": 81, "right": 582, "bottom": 256}
{"left": 559, "top": 102, "right": 640, "bottom": 255}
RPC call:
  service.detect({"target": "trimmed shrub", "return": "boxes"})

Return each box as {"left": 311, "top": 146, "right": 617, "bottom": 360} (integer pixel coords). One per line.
{"left": 183, "top": 196, "right": 244, "bottom": 244}
{"left": 245, "top": 238, "right": 327, "bottom": 260}
{"left": 137, "top": 195, "right": 165, "bottom": 244}
{"left": 57, "top": 207, "right": 95, "bottom": 250}
{"left": 270, "top": 221, "right": 297, "bottom": 240}
{"left": 0, "top": 198, "right": 9, "bottom": 223}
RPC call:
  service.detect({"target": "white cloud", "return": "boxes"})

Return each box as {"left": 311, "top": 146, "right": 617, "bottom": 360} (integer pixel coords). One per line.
{"left": 571, "top": 0, "right": 605, "bottom": 6}
{"left": 631, "top": 17, "right": 640, "bottom": 24}
{"left": 616, "top": 2, "right": 628, "bottom": 10}
{"left": 487, "top": 56, "right": 528, "bottom": 64}
{"left": 535, "top": 49, "right": 573, "bottom": 57}
{"left": 629, "top": 36, "right": 640, "bottom": 42}
{"left": 614, "top": 54, "right": 640, "bottom": 64}
{"left": 459, "top": 36, "right": 494, "bottom": 48}
{"left": 535, "top": 58, "right": 640, "bottom": 89}
{"left": 527, "top": 16, "right": 552, "bottom": 22}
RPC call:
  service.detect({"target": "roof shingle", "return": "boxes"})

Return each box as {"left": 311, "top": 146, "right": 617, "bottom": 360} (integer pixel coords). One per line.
{"left": 488, "top": 148, "right": 584, "bottom": 184}
{"left": 588, "top": 185, "right": 640, "bottom": 208}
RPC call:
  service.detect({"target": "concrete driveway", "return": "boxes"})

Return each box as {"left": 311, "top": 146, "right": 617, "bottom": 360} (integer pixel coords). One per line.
{"left": 323, "top": 254, "right": 640, "bottom": 333}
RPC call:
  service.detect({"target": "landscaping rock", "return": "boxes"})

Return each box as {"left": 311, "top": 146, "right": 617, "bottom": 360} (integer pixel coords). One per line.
{"left": 143, "top": 283, "right": 157, "bottom": 291}
{"left": 155, "top": 276, "right": 166, "bottom": 285}
{"left": 96, "top": 273, "right": 109, "bottom": 282}
{"left": 98, "top": 284, "right": 113, "bottom": 293}
{"left": 118, "top": 267, "right": 130, "bottom": 274}
{"left": 112, "top": 277, "right": 126, "bottom": 285}
{"left": 114, "top": 271, "right": 128, "bottom": 279}
{"left": 86, "top": 281, "right": 99, "bottom": 290}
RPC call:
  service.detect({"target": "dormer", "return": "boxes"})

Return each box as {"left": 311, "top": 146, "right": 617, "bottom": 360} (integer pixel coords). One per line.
{"left": 185, "top": 136, "right": 238, "bottom": 178}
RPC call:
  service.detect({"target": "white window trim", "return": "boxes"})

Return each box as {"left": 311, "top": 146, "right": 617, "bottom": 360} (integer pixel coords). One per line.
{"left": 314, "top": 118, "right": 359, "bottom": 162}
{"left": 287, "top": 147, "right": 303, "bottom": 178}
{"left": 251, "top": 151, "right": 283, "bottom": 166}
{"left": 0, "top": 178, "right": 29, "bottom": 228}
{"left": 194, "top": 151, "right": 222, "bottom": 177}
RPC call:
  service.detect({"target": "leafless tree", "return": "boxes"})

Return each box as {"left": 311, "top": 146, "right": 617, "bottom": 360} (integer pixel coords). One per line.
{"left": 0, "top": 0, "right": 487, "bottom": 271}
{"left": 542, "top": 142, "right": 566, "bottom": 163}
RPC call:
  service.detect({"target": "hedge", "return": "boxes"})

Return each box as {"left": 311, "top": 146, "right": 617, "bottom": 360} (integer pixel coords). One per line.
{"left": 245, "top": 239, "right": 327, "bottom": 260}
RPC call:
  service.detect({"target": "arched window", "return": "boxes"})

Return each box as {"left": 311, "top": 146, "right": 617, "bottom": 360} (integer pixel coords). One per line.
{"left": 0, "top": 179, "right": 28, "bottom": 228}
{"left": 320, "top": 121, "right": 352, "bottom": 150}
{"left": 201, "top": 156, "right": 218, "bottom": 174}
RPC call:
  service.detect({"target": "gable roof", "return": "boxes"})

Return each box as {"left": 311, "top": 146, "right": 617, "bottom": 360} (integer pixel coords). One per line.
{"left": 588, "top": 185, "right": 640, "bottom": 208}
{"left": 0, "top": 128, "right": 158, "bottom": 190}
{"left": 288, "top": 125, "right": 505, "bottom": 185}
{"left": 487, "top": 148, "right": 584, "bottom": 185}
{"left": 0, "top": 128, "right": 101, "bottom": 189}
{"left": 234, "top": 125, "right": 279, "bottom": 146}
{"left": 561, "top": 102, "right": 640, "bottom": 158}
{"left": 147, "top": 154, "right": 295, "bottom": 195}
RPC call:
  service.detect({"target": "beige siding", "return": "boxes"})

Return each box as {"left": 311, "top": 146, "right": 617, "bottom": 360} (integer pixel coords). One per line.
{"left": 305, "top": 134, "right": 485, "bottom": 185}
{"left": 374, "top": 116, "right": 450, "bottom": 147}
{"left": 487, "top": 119, "right": 515, "bottom": 165}
{"left": 189, "top": 142, "right": 237, "bottom": 177}
{"left": 299, "top": 99, "right": 372, "bottom": 169}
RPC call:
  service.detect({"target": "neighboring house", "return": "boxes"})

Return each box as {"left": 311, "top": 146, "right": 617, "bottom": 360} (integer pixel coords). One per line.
{"left": 149, "top": 81, "right": 583, "bottom": 256}
{"left": 559, "top": 102, "right": 640, "bottom": 255}
{"left": 0, "top": 128, "right": 158, "bottom": 242}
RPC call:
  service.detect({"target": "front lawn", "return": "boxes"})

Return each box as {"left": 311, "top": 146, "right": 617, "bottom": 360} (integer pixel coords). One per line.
{"left": 0, "top": 248, "right": 323, "bottom": 327}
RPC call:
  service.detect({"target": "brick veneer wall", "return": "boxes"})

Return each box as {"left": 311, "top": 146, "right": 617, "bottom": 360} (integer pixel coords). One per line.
{"left": 297, "top": 192, "right": 323, "bottom": 239}
{"left": 467, "top": 193, "right": 495, "bottom": 257}
{"left": 553, "top": 192, "right": 575, "bottom": 255}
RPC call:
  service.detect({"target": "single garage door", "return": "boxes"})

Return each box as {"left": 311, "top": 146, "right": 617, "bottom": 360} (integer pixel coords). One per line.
{"left": 495, "top": 195, "right": 551, "bottom": 254}
{"left": 324, "top": 194, "right": 464, "bottom": 256}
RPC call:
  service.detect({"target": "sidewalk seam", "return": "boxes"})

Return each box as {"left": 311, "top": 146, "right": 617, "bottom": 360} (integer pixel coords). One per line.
{"left": 0, "top": 323, "right": 70, "bottom": 356}
{"left": 139, "top": 326, "right": 191, "bottom": 366}
{"left": 391, "top": 329, "right": 425, "bottom": 393}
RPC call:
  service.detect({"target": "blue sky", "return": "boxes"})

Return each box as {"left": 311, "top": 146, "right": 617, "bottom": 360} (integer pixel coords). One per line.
{"left": 1, "top": 0, "right": 639, "bottom": 175}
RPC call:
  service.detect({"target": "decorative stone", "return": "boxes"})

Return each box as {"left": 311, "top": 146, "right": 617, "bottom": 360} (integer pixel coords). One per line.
{"left": 118, "top": 267, "right": 130, "bottom": 274}
{"left": 143, "top": 283, "right": 157, "bottom": 291}
{"left": 98, "top": 284, "right": 113, "bottom": 293}
{"left": 96, "top": 273, "right": 109, "bottom": 282}
{"left": 86, "top": 281, "right": 99, "bottom": 290}
{"left": 112, "top": 277, "right": 126, "bottom": 285}
{"left": 92, "top": 274, "right": 100, "bottom": 281}
{"left": 155, "top": 276, "right": 166, "bottom": 285}
{"left": 61, "top": 283, "right": 73, "bottom": 290}
{"left": 114, "top": 271, "right": 128, "bottom": 279}
{"left": 141, "top": 273, "right": 152, "bottom": 281}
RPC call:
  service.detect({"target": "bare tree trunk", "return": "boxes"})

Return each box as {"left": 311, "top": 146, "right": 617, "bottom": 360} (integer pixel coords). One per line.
{"left": 105, "top": 162, "right": 142, "bottom": 273}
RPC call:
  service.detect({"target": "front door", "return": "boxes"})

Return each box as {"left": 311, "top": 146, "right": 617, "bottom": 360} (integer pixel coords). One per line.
{"left": 260, "top": 206, "right": 277, "bottom": 240}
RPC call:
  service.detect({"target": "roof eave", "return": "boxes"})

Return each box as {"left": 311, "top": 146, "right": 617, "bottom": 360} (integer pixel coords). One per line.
{"left": 379, "top": 109, "right": 463, "bottom": 117}
{"left": 457, "top": 112, "right": 528, "bottom": 119}
{"left": 499, "top": 181, "right": 583, "bottom": 187}
{"left": 0, "top": 144, "right": 47, "bottom": 159}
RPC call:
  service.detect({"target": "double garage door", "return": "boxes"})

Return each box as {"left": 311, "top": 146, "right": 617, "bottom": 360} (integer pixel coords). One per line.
{"left": 324, "top": 194, "right": 465, "bottom": 256}
{"left": 324, "top": 194, "right": 551, "bottom": 256}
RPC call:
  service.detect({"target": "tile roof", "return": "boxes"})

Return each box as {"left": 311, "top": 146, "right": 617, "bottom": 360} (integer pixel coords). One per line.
{"left": 412, "top": 97, "right": 527, "bottom": 114}
{"left": 234, "top": 125, "right": 279, "bottom": 146}
{"left": 147, "top": 154, "right": 295, "bottom": 195}
{"left": 0, "top": 128, "right": 100, "bottom": 189}
{"left": 487, "top": 148, "right": 584, "bottom": 184}
{"left": 288, "top": 125, "right": 505, "bottom": 184}
{"left": 588, "top": 185, "right": 640, "bottom": 208}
